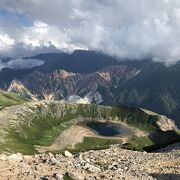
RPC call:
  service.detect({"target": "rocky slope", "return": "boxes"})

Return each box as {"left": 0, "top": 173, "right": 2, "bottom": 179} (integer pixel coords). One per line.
{"left": 8, "top": 66, "right": 140, "bottom": 104}
{"left": 8, "top": 65, "right": 139, "bottom": 103}
{"left": 0, "top": 144, "right": 179, "bottom": 180}
{"left": 8, "top": 80, "right": 37, "bottom": 100}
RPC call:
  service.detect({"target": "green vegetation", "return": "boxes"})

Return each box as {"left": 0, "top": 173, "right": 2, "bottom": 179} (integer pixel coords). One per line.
{"left": 110, "top": 106, "right": 159, "bottom": 132}
{"left": 0, "top": 101, "right": 179, "bottom": 154}
{"left": 67, "top": 137, "right": 122, "bottom": 153}
{"left": 159, "top": 93, "right": 178, "bottom": 115}
{"left": 63, "top": 173, "right": 74, "bottom": 180}
{"left": 124, "top": 136, "right": 154, "bottom": 151}
{"left": 0, "top": 90, "right": 29, "bottom": 108}
{"left": 0, "top": 112, "right": 78, "bottom": 154}
{"left": 124, "top": 130, "right": 180, "bottom": 152}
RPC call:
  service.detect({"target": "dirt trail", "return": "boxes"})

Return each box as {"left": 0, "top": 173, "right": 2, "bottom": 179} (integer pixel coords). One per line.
{"left": 36, "top": 125, "right": 96, "bottom": 152}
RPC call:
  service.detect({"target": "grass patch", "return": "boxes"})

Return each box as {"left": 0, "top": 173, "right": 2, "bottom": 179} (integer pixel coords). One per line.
{"left": 66, "top": 137, "right": 122, "bottom": 153}
{"left": 0, "top": 90, "right": 29, "bottom": 107}
{"left": 3, "top": 117, "right": 75, "bottom": 154}
{"left": 123, "top": 130, "right": 180, "bottom": 152}
{"left": 63, "top": 173, "right": 74, "bottom": 180}
{"left": 124, "top": 136, "right": 154, "bottom": 151}
{"left": 110, "top": 106, "right": 159, "bottom": 133}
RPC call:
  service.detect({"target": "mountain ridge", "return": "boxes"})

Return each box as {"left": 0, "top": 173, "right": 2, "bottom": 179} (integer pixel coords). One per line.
{"left": 0, "top": 100, "right": 178, "bottom": 155}
{"left": 1, "top": 50, "right": 180, "bottom": 127}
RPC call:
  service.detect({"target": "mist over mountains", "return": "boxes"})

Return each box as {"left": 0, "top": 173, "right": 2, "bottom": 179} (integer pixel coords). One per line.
{"left": 1, "top": 0, "right": 180, "bottom": 65}
{"left": 0, "top": 57, "right": 44, "bottom": 70}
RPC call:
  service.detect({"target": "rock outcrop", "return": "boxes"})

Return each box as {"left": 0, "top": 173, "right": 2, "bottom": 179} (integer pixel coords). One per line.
{"left": 8, "top": 65, "right": 139, "bottom": 103}
{"left": 8, "top": 79, "right": 37, "bottom": 100}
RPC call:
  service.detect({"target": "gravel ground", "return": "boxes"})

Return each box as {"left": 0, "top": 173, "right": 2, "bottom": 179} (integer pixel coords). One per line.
{"left": 0, "top": 143, "right": 179, "bottom": 180}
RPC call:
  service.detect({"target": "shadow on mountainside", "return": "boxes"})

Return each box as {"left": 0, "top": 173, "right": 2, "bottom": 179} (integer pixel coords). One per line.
{"left": 143, "top": 130, "right": 180, "bottom": 152}
{"left": 150, "top": 173, "right": 180, "bottom": 180}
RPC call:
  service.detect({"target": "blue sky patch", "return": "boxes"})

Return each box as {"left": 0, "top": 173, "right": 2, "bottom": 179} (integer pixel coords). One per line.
{"left": 15, "top": 12, "right": 32, "bottom": 26}
{"left": 0, "top": 8, "right": 32, "bottom": 26}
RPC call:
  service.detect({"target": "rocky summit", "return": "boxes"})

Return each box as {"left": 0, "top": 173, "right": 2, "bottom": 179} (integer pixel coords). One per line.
{"left": 0, "top": 144, "right": 179, "bottom": 180}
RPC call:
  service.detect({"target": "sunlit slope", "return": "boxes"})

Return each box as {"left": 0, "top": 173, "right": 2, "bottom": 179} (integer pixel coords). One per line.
{"left": 0, "top": 90, "right": 29, "bottom": 108}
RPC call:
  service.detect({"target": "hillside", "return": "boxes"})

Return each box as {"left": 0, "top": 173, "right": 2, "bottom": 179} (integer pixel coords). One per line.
{"left": 113, "top": 62, "right": 180, "bottom": 127}
{"left": 0, "top": 101, "right": 178, "bottom": 155}
{"left": 0, "top": 90, "right": 29, "bottom": 108}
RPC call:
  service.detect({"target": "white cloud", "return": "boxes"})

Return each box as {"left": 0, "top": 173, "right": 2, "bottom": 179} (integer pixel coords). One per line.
{"left": 22, "top": 20, "right": 82, "bottom": 50}
{"left": 0, "top": 58, "right": 44, "bottom": 70}
{"left": 0, "top": 32, "right": 14, "bottom": 51}
{"left": 0, "top": 0, "right": 180, "bottom": 64}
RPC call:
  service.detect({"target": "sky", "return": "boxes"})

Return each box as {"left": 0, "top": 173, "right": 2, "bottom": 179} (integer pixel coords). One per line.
{"left": 0, "top": 0, "right": 180, "bottom": 64}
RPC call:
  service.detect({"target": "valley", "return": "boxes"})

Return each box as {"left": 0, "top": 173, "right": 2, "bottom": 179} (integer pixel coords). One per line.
{"left": 0, "top": 97, "right": 178, "bottom": 155}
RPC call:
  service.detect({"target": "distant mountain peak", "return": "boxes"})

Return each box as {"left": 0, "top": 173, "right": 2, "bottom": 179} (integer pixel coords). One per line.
{"left": 8, "top": 79, "right": 37, "bottom": 100}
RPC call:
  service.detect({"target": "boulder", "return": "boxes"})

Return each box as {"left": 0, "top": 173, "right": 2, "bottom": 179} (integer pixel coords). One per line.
{"left": 67, "top": 172, "right": 84, "bottom": 180}
{"left": 64, "top": 151, "right": 73, "bottom": 158}
{"left": 53, "top": 173, "right": 63, "bottom": 180}
{"left": 24, "top": 155, "right": 39, "bottom": 164}
{"left": 50, "top": 157, "right": 60, "bottom": 165}
{"left": 8, "top": 153, "right": 24, "bottom": 162}
{"left": 0, "top": 154, "right": 8, "bottom": 161}
{"left": 84, "top": 163, "right": 101, "bottom": 173}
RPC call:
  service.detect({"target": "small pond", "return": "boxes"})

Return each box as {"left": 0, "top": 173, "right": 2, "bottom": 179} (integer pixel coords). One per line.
{"left": 83, "top": 121, "right": 129, "bottom": 137}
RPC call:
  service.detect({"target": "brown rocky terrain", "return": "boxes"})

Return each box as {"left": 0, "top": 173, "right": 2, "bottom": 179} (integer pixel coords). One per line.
{"left": 0, "top": 143, "right": 179, "bottom": 180}
{"left": 8, "top": 65, "right": 140, "bottom": 103}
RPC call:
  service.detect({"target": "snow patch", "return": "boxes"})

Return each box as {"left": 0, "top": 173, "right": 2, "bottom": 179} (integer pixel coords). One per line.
{"left": 62, "top": 92, "right": 103, "bottom": 105}
{"left": 62, "top": 95, "right": 91, "bottom": 104}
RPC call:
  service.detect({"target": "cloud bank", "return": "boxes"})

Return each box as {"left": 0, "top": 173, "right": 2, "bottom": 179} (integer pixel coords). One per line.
{"left": 0, "top": 58, "right": 44, "bottom": 70}
{"left": 0, "top": 0, "right": 180, "bottom": 64}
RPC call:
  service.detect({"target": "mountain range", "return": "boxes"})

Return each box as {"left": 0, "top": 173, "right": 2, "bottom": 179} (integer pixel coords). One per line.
{"left": 1, "top": 50, "right": 180, "bottom": 127}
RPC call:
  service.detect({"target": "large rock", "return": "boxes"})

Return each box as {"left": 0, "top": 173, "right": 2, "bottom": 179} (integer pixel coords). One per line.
{"left": 84, "top": 163, "right": 101, "bottom": 173}
{"left": 8, "top": 153, "right": 24, "bottom": 162}
{"left": 64, "top": 151, "right": 73, "bottom": 158}
{"left": 67, "top": 172, "right": 84, "bottom": 180}
{"left": 53, "top": 173, "right": 63, "bottom": 180}
{"left": 24, "top": 155, "right": 39, "bottom": 164}
{"left": 157, "top": 115, "right": 178, "bottom": 131}
{"left": 0, "top": 154, "right": 8, "bottom": 161}
{"left": 50, "top": 157, "right": 60, "bottom": 165}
